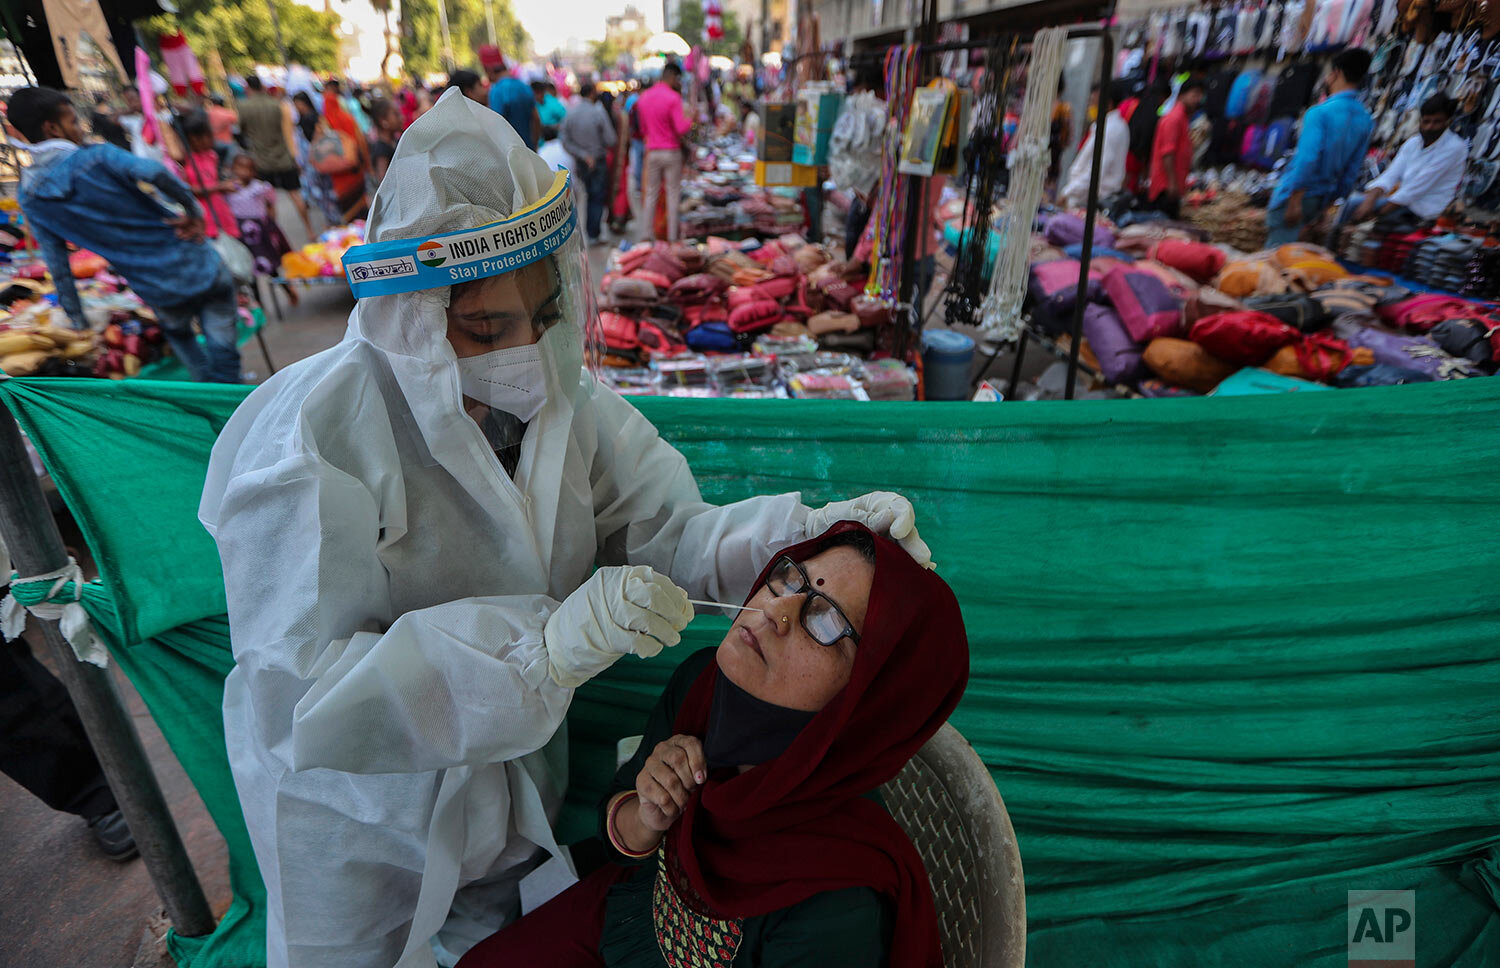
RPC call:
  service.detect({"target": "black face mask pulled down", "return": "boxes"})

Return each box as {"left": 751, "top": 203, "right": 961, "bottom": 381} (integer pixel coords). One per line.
{"left": 703, "top": 672, "right": 818, "bottom": 771}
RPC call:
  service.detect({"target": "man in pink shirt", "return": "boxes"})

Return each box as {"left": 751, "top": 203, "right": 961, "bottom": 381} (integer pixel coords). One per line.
{"left": 635, "top": 62, "right": 693, "bottom": 241}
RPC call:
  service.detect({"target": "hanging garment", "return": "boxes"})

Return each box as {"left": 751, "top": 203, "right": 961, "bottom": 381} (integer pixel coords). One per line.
{"left": 157, "top": 31, "right": 205, "bottom": 96}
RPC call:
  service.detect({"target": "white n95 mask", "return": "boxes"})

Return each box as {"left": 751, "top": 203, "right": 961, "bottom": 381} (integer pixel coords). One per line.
{"left": 456, "top": 344, "right": 546, "bottom": 422}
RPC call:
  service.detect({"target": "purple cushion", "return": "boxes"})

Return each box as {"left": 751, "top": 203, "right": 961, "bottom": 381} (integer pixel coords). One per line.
{"left": 1045, "top": 213, "right": 1117, "bottom": 250}
{"left": 1028, "top": 259, "right": 1104, "bottom": 318}
{"left": 1339, "top": 325, "right": 1468, "bottom": 378}
{"left": 1103, "top": 266, "right": 1183, "bottom": 342}
{"left": 1081, "top": 303, "right": 1145, "bottom": 383}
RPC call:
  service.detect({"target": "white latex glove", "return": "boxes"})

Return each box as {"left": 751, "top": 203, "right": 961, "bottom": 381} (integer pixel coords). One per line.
{"left": 805, "top": 491, "right": 935, "bottom": 570}
{"left": 543, "top": 565, "right": 694, "bottom": 688}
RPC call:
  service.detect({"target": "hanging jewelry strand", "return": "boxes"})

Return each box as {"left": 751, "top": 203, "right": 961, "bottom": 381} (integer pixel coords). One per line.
{"left": 981, "top": 26, "right": 1068, "bottom": 340}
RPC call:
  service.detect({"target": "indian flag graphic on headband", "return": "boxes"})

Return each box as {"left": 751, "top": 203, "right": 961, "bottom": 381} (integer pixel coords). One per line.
{"left": 417, "top": 240, "right": 446, "bottom": 268}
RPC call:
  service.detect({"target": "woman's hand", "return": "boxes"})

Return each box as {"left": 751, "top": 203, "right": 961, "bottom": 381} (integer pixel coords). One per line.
{"left": 635, "top": 734, "right": 706, "bottom": 832}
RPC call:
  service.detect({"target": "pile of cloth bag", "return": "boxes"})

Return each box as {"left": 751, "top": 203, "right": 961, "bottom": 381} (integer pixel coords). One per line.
{"left": 596, "top": 235, "right": 920, "bottom": 400}
{"left": 1027, "top": 212, "right": 1499, "bottom": 396}
{"left": 598, "top": 234, "right": 897, "bottom": 364}
{"left": 0, "top": 271, "right": 167, "bottom": 378}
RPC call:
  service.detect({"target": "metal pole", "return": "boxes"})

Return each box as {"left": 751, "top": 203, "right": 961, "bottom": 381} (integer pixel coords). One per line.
{"left": 1064, "top": 25, "right": 1113, "bottom": 401}
{"left": 483, "top": 0, "right": 498, "bottom": 47}
{"left": 265, "top": 0, "right": 290, "bottom": 69}
{"left": 0, "top": 403, "right": 216, "bottom": 938}
{"left": 436, "top": 0, "right": 455, "bottom": 72}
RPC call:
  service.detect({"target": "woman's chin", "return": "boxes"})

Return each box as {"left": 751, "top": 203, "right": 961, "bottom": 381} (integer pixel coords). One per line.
{"left": 715, "top": 637, "right": 758, "bottom": 689}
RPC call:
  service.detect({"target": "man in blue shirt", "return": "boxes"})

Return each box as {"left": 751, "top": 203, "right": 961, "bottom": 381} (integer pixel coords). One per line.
{"left": 10, "top": 87, "right": 241, "bottom": 383}
{"left": 1265, "top": 48, "right": 1374, "bottom": 246}
{"left": 480, "top": 44, "right": 540, "bottom": 149}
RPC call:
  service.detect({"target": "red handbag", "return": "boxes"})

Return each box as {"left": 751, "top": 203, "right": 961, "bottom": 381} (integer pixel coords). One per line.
{"left": 748, "top": 242, "right": 785, "bottom": 264}
{"left": 768, "top": 255, "right": 799, "bottom": 278}
{"left": 1149, "top": 239, "right": 1226, "bottom": 284}
{"left": 636, "top": 319, "right": 685, "bottom": 357}
{"left": 615, "top": 246, "right": 652, "bottom": 274}
{"left": 728, "top": 299, "right": 785, "bottom": 334}
{"left": 1188, "top": 311, "right": 1300, "bottom": 366}
{"left": 1380, "top": 294, "right": 1484, "bottom": 333}
{"left": 727, "top": 286, "right": 760, "bottom": 311}
{"left": 851, "top": 294, "right": 892, "bottom": 329}
{"left": 598, "top": 311, "right": 640, "bottom": 354}
{"left": 823, "top": 281, "right": 862, "bottom": 311}
{"left": 748, "top": 275, "right": 799, "bottom": 303}
{"left": 670, "top": 242, "right": 705, "bottom": 272}
{"left": 668, "top": 273, "right": 725, "bottom": 304}
{"left": 642, "top": 250, "right": 687, "bottom": 283}
{"left": 1292, "top": 332, "right": 1355, "bottom": 380}
{"left": 682, "top": 299, "right": 728, "bottom": 326}
{"left": 628, "top": 269, "right": 673, "bottom": 291}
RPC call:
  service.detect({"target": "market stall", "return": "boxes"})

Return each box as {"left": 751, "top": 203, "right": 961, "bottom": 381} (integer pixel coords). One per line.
{"left": 1111, "top": 0, "right": 1500, "bottom": 286}
{"left": 594, "top": 233, "right": 920, "bottom": 400}
{"left": 0, "top": 217, "right": 275, "bottom": 381}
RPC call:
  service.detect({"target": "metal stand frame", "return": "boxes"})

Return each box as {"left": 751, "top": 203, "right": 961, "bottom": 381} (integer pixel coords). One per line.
{"left": 889, "top": 19, "right": 1117, "bottom": 400}
{"left": 0, "top": 402, "right": 216, "bottom": 939}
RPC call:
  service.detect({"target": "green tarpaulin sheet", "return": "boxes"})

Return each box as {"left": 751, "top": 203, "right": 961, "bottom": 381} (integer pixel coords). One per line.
{"left": 2, "top": 375, "right": 1497, "bottom": 967}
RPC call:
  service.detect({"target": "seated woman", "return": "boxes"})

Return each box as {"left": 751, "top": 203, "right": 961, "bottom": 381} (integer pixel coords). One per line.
{"left": 459, "top": 521, "right": 969, "bottom": 968}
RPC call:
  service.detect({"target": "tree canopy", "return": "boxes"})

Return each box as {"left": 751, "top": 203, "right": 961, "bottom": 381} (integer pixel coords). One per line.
{"left": 400, "top": 0, "right": 531, "bottom": 78}
{"left": 147, "top": 0, "right": 342, "bottom": 76}
{"left": 672, "top": 0, "right": 744, "bottom": 59}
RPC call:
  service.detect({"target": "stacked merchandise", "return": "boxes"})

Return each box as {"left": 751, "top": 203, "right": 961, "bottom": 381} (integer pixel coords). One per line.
{"left": 0, "top": 259, "right": 168, "bottom": 378}
{"left": 1405, "top": 234, "right": 1483, "bottom": 292}
{"left": 1184, "top": 189, "right": 1269, "bottom": 253}
{"left": 1024, "top": 232, "right": 1498, "bottom": 396}
{"left": 1461, "top": 242, "right": 1500, "bottom": 301}
{"left": 279, "top": 222, "right": 366, "bottom": 281}
{"left": 595, "top": 235, "right": 918, "bottom": 399}
{"left": 676, "top": 133, "right": 809, "bottom": 240}
{"left": 1117, "top": 3, "right": 1500, "bottom": 258}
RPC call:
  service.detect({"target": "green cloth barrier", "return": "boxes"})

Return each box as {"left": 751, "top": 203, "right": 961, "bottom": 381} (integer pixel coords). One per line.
{"left": 2, "top": 375, "right": 1497, "bottom": 967}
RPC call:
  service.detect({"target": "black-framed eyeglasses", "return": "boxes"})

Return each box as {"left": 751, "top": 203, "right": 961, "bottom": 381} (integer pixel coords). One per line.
{"left": 766, "top": 556, "right": 860, "bottom": 647}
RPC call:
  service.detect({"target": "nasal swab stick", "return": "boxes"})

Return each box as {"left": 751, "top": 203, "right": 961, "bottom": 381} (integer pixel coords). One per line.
{"left": 687, "top": 599, "right": 766, "bottom": 614}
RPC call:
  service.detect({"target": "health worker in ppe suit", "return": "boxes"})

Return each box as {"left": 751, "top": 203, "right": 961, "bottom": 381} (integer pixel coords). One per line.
{"left": 198, "top": 87, "right": 933, "bottom": 968}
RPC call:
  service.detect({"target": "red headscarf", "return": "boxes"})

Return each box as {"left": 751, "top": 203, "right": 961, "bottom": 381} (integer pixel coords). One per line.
{"left": 665, "top": 522, "right": 969, "bottom": 967}
{"left": 323, "top": 88, "right": 360, "bottom": 145}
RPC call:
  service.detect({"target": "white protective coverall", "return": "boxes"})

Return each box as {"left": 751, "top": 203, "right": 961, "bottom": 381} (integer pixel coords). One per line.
{"left": 200, "top": 88, "right": 927, "bottom": 968}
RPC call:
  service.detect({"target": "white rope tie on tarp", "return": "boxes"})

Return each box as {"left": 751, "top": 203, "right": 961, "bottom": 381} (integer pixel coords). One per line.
{"left": 0, "top": 556, "right": 107, "bottom": 668}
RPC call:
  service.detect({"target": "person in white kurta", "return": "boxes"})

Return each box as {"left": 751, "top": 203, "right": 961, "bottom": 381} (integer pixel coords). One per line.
{"left": 1060, "top": 83, "right": 1131, "bottom": 210}
{"left": 1347, "top": 94, "right": 1466, "bottom": 223}
{"left": 198, "top": 88, "right": 931, "bottom": 968}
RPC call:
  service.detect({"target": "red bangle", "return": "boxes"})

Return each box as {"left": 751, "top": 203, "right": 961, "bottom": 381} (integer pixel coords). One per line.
{"left": 607, "top": 791, "right": 655, "bottom": 859}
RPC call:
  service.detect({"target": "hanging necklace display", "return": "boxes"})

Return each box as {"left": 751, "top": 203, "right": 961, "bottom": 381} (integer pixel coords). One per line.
{"left": 866, "top": 43, "right": 922, "bottom": 302}
{"left": 944, "top": 36, "right": 1016, "bottom": 329}
{"left": 979, "top": 26, "right": 1068, "bottom": 340}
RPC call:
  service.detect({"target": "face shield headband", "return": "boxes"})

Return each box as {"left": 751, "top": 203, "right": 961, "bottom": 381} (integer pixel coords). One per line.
{"left": 342, "top": 169, "right": 577, "bottom": 299}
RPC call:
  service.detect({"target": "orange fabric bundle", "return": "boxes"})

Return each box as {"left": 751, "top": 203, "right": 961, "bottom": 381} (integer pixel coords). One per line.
{"left": 1214, "top": 258, "right": 1288, "bottom": 299}
{"left": 1142, "top": 338, "right": 1238, "bottom": 393}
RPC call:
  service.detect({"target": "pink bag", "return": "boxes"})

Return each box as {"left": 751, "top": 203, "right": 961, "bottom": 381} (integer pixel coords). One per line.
{"left": 728, "top": 299, "right": 785, "bottom": 334}
{"left": 1149, "top": 239, "right": 1226, "bottom": 284}
{"left": 1379, "top": 294, "right": 1486, "bottom": 333}
{"left": 1103, "top": 266, "right": 1183, "bottom": 342}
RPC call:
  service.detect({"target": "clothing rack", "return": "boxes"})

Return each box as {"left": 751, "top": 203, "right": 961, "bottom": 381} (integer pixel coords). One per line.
{"left": 885, "top": 18, "right": 1116, "bottom": 399}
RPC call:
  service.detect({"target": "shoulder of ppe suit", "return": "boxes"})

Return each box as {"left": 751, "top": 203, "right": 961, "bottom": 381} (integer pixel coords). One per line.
{"left": 582, "top": 375, "right": 691, "bottom": 477}
{"left": 201, "top": 341, "right": 405, "bottom": 530}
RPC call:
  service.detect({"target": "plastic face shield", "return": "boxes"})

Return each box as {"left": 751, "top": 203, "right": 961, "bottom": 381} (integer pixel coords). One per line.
{"left": 343, "top": 168, "right": 598, "bottom": 366}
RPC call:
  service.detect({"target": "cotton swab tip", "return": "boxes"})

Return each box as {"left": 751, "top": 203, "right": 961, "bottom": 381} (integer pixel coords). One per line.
{"left": 687, "top": 599, "right": 765, "bottom": 614}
